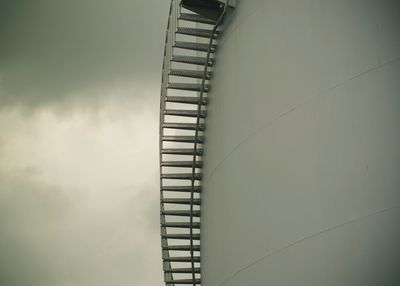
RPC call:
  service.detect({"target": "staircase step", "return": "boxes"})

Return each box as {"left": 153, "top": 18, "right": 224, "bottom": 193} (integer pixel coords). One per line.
{"left": 163, "top": 244, "right": 200, "bottom": 251}
{"left": 161, "top": 173, "right": 202, "bottom": 180}
{"left": 166, "top": 278, "right": 201, "bottom": 285}
{"left": 162, "top": 135, "right": 204, "bottom": 143}
{"left": 163, "top": 256, "right": 201, "bottom": 262}
{"left": 163, "top": 122, "right": 205, "bottom": 131}
{"left": 170, "top": 69, "right": 211, "bottom": 79}
{"left": 162, "top": 233, "right": 200, "bottom": 240}
{"left": 161, "top": 161, "right": 202, "bottom": 168}
{"left": 165, "top": 267, "right": 201, "bottom": 273}
{"left": 174, "top": 41, "right": 216, "bottom": 53}
{"left": 177, "top": 27, "right": 217, "bottom": 38}
{"left": 166, "top": 96, "right": 208, "bottom": 105}
{"left": 161, "top": 210, "right": 200, "bottom": 217}
{"left": 162, "top": 198, "right": 201, "bottom": 205}
{"left": 168, "top": 82, "right": 209, "bottom": 92}
{"left": 161, "top": 148, "right": 203, "bottom": 156}
{"left": 164, "top": 109, "right": 207, "bottom": 118}
{"left": 172, "top": 55, "right": 214, "bottom": 66}
{"left": 162, "top": 222, "right": 200, "bottom": 229}
{"left": 161, "top": 185, "right": 202, "bottom": 193}
{"left": 179, "top": 12, "right": 217, "bottom": 25}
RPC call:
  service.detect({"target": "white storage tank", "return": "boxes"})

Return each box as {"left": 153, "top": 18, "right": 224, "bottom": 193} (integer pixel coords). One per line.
{"left": 201, "top": 1, "right": 400, "bottom": 285}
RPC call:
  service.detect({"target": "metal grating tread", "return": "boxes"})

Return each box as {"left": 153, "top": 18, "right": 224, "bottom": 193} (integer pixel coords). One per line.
{"left": 163, "top": 256, "right": 201, "bottom": 262}
{"left": 161, "top": 173, "right": 202, "bottom": 180}
{"left": 161, "top": 160, "right": 203, "bottom": 168}
{"left": 161, "top": 148, "right": 203, "bottom": 156}
{"left": 162, "top": 198, "right": 201, "bottom": 205}
{"left": 161, "top": 185, "right": 202, "bottom": 193}
{"left": 166, "top": 96, "right": 208, "bottom": 105}
{"left": 170, "top": 69, "right": 211, "bottom": 79}
{"left": 163, "top": 122, "right": 206, "bottom": 131}
{"left": 161, "top": 210, "right": 201, "bottom": 217}
{"left": 164, "top": 267, "right": 201, "bottom": 273}
{"left": 177, "top": 27, "right": 217, "bottom": 38}
{"left": 164, "top": 109, "right": 207, "bottom": 118}
{"left": 174, "top": 41, "right": 216, "bottom": 53}
{"left": 161, "top": 222, "right": 201, "bottom": 229}
{"left": 162, "top": 135, "right": 204, "bottom": 143}
{"left": 179, "top": 12, "right": 217, "bottom": 24}
{"left": 172, "top": 55, "right": 214, "bottom": 66}
{"left": 166, "top": 278, "right": 201, "bottom": 285}
{"left": 162, "top": 233, "right": 200, "bottom": 240}
{"left": 168, "top": 82, "right": 209, "bottom": 92}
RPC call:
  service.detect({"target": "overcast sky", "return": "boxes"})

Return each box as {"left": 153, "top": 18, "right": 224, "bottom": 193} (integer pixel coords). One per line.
{"left": 0, "top": 1, "right": 169, "bottom": 285}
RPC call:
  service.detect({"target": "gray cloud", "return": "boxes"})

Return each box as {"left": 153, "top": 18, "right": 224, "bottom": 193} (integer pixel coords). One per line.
{"left": 0, "top": 0, "right": 169, "bottom": 109}
{"left": 0, "top": 100, "right": 163, "bottom": 285}
{"left": 0, "top": 168, "right": 162, "bottom": 286}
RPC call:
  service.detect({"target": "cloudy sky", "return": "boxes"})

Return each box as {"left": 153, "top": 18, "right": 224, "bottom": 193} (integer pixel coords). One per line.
{"left": 0, "top": 1, "right": 169, "bottom": 285}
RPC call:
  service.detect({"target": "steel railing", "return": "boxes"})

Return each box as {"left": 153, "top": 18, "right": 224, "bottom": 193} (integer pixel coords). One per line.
{"left": 188, "top": 3, "right": 230, "bottom": 284}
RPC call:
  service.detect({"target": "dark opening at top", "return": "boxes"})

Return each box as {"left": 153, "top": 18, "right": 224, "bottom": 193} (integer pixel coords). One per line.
{"left": 181, "top": 0, "right": 224, "bottom": 22}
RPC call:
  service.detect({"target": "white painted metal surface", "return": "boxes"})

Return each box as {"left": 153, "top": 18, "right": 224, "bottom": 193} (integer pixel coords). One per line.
{"left": 202, "top": 0, "right": 400, "bottom": 285}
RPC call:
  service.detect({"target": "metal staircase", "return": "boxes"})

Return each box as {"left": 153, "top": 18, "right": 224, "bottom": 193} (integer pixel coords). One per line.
{"left": 159, "top": 1, "right": 231, "bottom": 285}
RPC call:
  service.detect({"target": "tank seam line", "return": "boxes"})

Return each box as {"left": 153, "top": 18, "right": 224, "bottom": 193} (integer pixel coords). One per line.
{"left": 217, "top": 203, "right": 400, "bottom": 286}
{"left": 204, "top": 56, "right": 400, "bottom": 184}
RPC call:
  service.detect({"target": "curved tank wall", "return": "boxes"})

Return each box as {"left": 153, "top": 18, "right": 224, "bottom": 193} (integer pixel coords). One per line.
{"left": 201, "top": 1, "right": 400, "bottom": 285}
